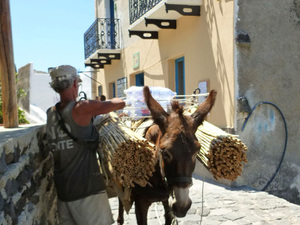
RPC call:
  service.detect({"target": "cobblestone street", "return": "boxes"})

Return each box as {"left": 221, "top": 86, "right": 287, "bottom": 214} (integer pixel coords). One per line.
{"left": 109, "top": 177, "right": 300, "bottom": 225}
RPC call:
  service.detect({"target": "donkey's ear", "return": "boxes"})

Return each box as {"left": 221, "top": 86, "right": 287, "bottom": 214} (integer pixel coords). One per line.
{"left": 143, "top": 86, "right": 169, "bottom": 131}
{"left": 191, "top": 90, "right": 217, "bottom": 131}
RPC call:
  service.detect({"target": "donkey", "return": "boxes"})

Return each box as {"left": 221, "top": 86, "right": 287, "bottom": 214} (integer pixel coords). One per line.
{"left": 117, "top": 86, "right": 217, "bottom": 225}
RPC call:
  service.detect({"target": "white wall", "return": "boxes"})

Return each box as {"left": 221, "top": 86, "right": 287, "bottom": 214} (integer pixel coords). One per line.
{"left": 30, "top": 69, "right": 59, "bottom": 113}
{"left": 28, "top": 64, "right": 59, "bottom": 123}
{"left": 78, "top": 68, "right": 92, "bottom": 100}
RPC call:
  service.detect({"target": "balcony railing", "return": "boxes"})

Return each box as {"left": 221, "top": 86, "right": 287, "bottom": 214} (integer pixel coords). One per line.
{"left": 84, "top": 18, "right": 120, "bottom": 59}
{"left": 129, "top": 0, "right": 162, "bottom": 24}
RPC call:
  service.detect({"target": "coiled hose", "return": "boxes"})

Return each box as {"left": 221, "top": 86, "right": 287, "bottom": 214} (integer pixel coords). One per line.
{"left": 241, "top": 101, "right": 288, "bottom": 191}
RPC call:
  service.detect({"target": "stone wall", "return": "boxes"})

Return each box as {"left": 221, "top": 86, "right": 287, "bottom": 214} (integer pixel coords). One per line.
{"left": 0, "top": 125, "right": 58, "bottom": 225}
{"left": 234, "top": 0, "right": 300, "bottom": 204}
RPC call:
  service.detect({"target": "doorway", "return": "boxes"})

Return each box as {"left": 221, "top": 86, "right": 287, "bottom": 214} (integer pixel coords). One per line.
{"left": 109, "top": 82, "right": 116, "bottom": 98}
{"left": 135, "top": 73, "right": 144, "bottom": 86}
{"left": 175, "top": 57, "right": 185, "bottom": 95}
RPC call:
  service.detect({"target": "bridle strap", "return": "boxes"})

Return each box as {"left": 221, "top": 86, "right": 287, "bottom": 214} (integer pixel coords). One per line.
{"left": 158, "top": 149, "right": 166, "bottom": 179}
{"left": 157, "top": 148, "right": 193, "bottom": 188}
{"left": 158, "top": 148, "right": 168, "bottom": 188}
{"left": 167, "top": 177, "right": 193, "bottom": 186}
{"left": 155, "top": 132, "right": 192, "bottom": 188}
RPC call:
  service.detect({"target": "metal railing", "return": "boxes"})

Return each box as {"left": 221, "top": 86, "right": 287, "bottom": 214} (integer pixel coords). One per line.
{"left": 129, "top": 0, "right": 162, "bottom": 24}
{"left": 84, "top": 18, "right": 121, "bottom": 59}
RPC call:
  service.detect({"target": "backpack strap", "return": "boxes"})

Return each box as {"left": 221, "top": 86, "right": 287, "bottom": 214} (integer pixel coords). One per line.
{"left": 55, "top": 102, "right": 80, "bottom": 142}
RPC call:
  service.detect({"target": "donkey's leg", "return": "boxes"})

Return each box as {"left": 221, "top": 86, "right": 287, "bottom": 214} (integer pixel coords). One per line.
{"left": 135, "top": 198, "right": 151, "bottom": 225}
{"left": 162, "top": 200, "right": 176, "bottom": 225}
{"left": 117, "top": 198, "right": 124, "bottom": 225}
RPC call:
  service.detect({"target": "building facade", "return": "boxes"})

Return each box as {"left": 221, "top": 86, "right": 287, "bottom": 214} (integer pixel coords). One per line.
{"left": 84, "top": 0, "right": 300, "bottom": 204}
{"left": 84, "top": 0, "right": 234, "bottom": 128}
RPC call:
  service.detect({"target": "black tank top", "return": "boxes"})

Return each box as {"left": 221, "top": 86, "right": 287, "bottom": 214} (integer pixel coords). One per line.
{"left": 46, "top": 101, "right": 106, "bottom": 201}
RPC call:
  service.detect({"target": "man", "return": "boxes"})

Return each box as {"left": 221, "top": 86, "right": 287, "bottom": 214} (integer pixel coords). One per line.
{"left": 46, "top": 65, "right": 125, "bottom": 225}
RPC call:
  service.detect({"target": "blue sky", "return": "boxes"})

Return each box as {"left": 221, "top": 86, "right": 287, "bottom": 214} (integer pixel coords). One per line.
{"left": 10, "top": 0, "right": 95, "bottom": 73}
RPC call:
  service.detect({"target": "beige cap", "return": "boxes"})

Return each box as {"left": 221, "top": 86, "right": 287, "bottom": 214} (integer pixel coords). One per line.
{"left": 50, "top": 65, "right": 82, "bottom": 82}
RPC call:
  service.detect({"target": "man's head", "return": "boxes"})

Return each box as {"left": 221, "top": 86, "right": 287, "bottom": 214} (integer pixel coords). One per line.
{"left": 49, "top": 65, "right": 82, "bottom": 93}
{"left": 100, "top": 95, "right": 106, "bottom": 101}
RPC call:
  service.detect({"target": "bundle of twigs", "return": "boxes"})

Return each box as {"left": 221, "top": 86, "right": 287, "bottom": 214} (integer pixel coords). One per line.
{"left": 133, "top": 112, "right": 247, "bottom": 181}
{"left": 94, "top": 113, "right": 156, "bottom": 188}
{"left": 112, "top": 139, "right": 156, "bottom": 187}
{"left": 196, "top": 121, "right": 248, "bottom": 181}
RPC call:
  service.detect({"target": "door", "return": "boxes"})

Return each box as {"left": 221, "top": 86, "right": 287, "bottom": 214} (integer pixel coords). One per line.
{"left": 175, "top": 57, "right": 185, "bottom": 95}
{"left": 112, "top": 82, "right": 116, "bottom": 98}
{"left": 110, "top": 0, "right": 115, "bottom": 49}
{"left": 135, "top": 73, "right": 144, "bottom": 86}
{"left": 109, "top": 82, "right": 116, "bottom": 98}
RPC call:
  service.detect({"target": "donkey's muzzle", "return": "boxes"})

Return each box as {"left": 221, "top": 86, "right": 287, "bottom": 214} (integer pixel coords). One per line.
{"left": 171, "top": 198, "right": 192, "bottom": 217}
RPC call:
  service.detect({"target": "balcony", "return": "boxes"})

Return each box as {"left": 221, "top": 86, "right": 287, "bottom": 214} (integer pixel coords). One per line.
{"left": 84, "top": 18, "right": 121, "bottom": 69}
{"left": 130, "top": 0, "right": 162, "bottom": 25}
{"left": 129, "top": 0, "right": 202, "bottom": 39}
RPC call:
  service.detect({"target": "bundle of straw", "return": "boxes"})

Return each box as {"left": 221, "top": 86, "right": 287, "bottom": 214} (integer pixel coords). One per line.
{"left": 94, "top": 113, "right": 156, "bottom": 188}
{"left": 132, "top": 113, "right": 247, "bottom": 181}
{"left": 196, "top": 121, "right": 248, "bottom": 181}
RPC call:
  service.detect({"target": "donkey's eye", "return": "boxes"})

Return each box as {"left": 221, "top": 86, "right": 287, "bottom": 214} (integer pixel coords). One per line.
{"left": 162, "top": 150, "right": 173, "bottom": 162}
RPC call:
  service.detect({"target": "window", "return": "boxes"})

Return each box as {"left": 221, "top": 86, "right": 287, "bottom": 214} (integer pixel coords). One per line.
{"left": 98, "top": 85, "right": 103, "bottom": 96}
{"left": 117, "top": 77, "right": 127, "bottom": 98}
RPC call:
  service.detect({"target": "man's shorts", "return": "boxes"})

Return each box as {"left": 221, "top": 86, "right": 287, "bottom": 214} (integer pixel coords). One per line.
{"left": 58, "top": 191, "right": 114, "bottom": 225}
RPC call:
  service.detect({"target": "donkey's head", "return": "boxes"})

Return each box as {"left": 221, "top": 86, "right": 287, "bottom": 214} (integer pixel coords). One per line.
{"left": 143, "top": 86, "right": 217, "bottom": 217}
